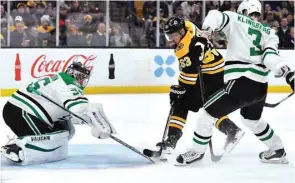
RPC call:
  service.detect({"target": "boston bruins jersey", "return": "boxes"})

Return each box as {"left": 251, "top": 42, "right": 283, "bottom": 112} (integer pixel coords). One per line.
{"left": 8, "top": 72, "right": 88, "bottom": 128}
{"left": 175, "top": 21, "right": 224, "bottom": 86}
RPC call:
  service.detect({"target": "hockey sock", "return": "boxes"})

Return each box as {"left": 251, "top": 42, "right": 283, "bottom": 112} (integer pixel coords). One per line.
{"left": 242, "top": 117, "right": 284, "bottom": 150}
{"left": 216, "top": 116, "right": 240, "bottom": 135}
{"left": 193, "top": 109, "right": 216, "bottom": 153}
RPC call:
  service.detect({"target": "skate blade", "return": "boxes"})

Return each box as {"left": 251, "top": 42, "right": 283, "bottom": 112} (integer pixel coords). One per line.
{"left": 260, "top": 157, "right": 289, "bottom": 164}
{"left": 224, "top": 131, "right": 245, "bottom": 154}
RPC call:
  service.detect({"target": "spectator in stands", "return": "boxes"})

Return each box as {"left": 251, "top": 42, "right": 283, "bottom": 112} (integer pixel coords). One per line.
{"left": 278, "top": 18, "right": 291, "bottom": 48}
{"left": 264, "top": 11, "right": 280, "bottom": 28}
{"left": 12, "top": 3, "right": 34, "bottom": 27}
{"left": 1, "top": 5, "right": 8, "bottom": 21}
{"left": 91, "top": 22, "right": 106, "bottom": 47}
{"left": 288, "top": 0, "right": 294, "bottom": 14}
{"left": 32, "top": 3, "right": 46, "bottom": 26}
{"left": 10, "top": 17, "right": 33, "bottom": 47}
{"left": 66, "top": 24, "right": 87, "bottom": 47}
{"left": 174, "top": 6, "right": 188, "bottom": 20}
{"left": 263, "top": 3, "right": 272, "bottom": 18}
{"left": 143, "top": 1, "right": 156, "bottom": 21}
{"left": 37, "top": 15, "right": 54, "bottom": 33}
{"left": 287, "top": 14, "right": 294, "bottom": 27}
{"left": 219, "top": 1, "right": 231, "bottom": 11}
{"left": 44, "top": 2, "right": 56, "bottom": 20}
{"left": 71, "top": 1, "right": 81, "bottom": 13}
{"left": 110, "top": 24, "right": 132, "bottom": 47}
{"left": 181, "top": 1, "right": 197, "bottom": 17}
{"left": 284, "top": 27, "right": 294, "bottom": 48}
{"left": 59, "top": 5, "right": 68, "bottom": 46}
{"left": 29, "top": 26, "right": 40, "bottom": 46}
{"left": 188, "top": 3, "right": 202, "bottom": 28}
{"left": 79, "top": 15, "right": 97, "bottom": 35}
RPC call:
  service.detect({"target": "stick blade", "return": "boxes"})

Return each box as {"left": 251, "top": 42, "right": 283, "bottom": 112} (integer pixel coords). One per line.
{"left": 143, "top": 148, "right": 161, "bottom": 158}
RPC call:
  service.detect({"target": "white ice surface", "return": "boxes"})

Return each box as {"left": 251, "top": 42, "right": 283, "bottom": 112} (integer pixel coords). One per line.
{"left": 0, "top": 94, "right": 294, "bottom": 183}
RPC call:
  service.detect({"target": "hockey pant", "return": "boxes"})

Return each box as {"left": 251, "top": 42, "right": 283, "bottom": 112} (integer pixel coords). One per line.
{"left": 168, "top": 72, "right": 234, "bottom": 137}
{"left": 192, "top": 77, "right": 284, "bottom": 153}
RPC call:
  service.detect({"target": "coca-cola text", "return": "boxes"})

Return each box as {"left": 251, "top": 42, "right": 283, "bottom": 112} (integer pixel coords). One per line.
{"left": 31, "top": 54, "right": 96, "bottom": 78}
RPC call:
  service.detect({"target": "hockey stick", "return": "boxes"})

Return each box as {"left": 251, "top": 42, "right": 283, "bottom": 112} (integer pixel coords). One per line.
{"left": 264, "top": 92, "right": 294, "bottom": 108}
{"left": 31, "top": 90, "right": 154, "bottom": 163}
{"left": 196, "top": 64, "right": 223, "bottom": 162}
{"left": 142, "top": 102, "right": 174, "bottom": 159}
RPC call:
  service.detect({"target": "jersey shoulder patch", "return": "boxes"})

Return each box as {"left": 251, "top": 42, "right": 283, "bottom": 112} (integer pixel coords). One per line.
{"left": 58, "top": 72, "right": 83, "bottom": 90}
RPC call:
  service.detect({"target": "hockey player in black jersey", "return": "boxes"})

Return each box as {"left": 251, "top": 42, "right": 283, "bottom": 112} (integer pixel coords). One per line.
{"left": 156, "top": 17, "right": 244, "bottom": 155}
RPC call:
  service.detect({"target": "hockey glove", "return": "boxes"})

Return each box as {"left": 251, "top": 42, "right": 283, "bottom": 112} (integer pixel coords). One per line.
{"left": 275, "top": 65, "right": 294, "bottom": 91}
{"left": 286, "top": 71, "right": 294, "bottom": 91}
{"left": 169, "top": 85, "right": 186, "bottom": 106}
{"left": 200, "top": 26, "right": 213, "bottom": 39}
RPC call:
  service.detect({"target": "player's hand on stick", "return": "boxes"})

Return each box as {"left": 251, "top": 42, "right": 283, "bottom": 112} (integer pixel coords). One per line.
{"left": 200, "top": 26, "right": 213, "bottom": 39}
{"left": 274, "top": 65, "right": 294, "bottom": 91}
{"left": 169, "top": 85, "right": 186, "bottom": 105}
{"left": 286, "top": 71, "right": 294, "bottom": 91}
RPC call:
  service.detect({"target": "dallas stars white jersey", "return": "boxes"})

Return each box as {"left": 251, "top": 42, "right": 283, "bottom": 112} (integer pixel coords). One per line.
{"left": 8, "top": 72, "right": 88, "bottom": 128}
{"left": 203, "top": 10, "right": 280, "bottom": 83}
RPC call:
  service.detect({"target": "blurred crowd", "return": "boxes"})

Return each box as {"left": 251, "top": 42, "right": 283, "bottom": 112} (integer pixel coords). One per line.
{"left": 0, "top": 0, "right": 294, "bottom": 49}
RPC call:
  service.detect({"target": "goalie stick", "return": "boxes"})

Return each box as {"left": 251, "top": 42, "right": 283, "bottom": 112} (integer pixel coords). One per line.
{"left": 31, "top": 90, "right": 154, "bottom": 163}
{"left": 264, "top": 93, "right": 294, "bottom": 108}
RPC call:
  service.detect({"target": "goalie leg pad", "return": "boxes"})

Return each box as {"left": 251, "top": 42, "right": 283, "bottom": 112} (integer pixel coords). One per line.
{"left": 3, "top": 130, "right": 69, "bottom": 165}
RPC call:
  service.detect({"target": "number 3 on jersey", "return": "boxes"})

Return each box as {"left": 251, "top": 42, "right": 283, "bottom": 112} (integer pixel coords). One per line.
{"left": 248, "top": 27, "right": 262, "bottom": 56}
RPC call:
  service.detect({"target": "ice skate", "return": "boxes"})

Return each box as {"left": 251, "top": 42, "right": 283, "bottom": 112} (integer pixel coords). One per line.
{"left": 259, "top": 148, "right": 289, "bottom": 164}
{"left": 175, "top": 148, "right": 204, "bottom": 166}
{"left": 156, "top": 131, "right": 182, "bottom": 154}
{"left": 224, "top": 128, "right": 245, "bottom": 154}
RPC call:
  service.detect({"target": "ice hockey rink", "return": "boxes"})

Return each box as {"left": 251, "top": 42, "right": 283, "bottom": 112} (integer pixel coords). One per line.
{"left": 0, "top": 93, "right": 294, "bottom": 183}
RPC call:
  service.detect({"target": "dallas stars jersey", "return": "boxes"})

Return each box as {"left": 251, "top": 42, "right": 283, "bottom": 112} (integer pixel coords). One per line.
{"left": 175, "top": 21, "right": 224, "bottom": 86}
{"left": 203, "top": 10, "right": 279, "bottom": 83}
{"left": 8, "top": 72, "right": 88, "bottom": 128}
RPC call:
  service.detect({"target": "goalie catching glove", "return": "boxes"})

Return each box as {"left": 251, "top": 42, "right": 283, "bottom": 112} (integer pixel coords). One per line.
{"left": 72, "top": 103, "right": 117, "bottom": 139}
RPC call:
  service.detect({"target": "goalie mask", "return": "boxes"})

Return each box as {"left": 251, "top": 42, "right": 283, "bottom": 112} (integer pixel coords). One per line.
{"left": 65, "top": 62, "right": 91, "bottom": 88}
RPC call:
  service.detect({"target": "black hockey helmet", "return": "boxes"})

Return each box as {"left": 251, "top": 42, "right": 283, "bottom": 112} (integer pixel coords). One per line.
{"left": 65, "top": 61, "right": 91, "bottom": 88}
{"left": 164, "top": 17, "right": 185, "bottom": 41}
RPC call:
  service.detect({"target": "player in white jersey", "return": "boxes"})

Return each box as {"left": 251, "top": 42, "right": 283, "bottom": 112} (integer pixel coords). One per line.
{"left": 1, "top": 62, "right": 116, "bottom": 165}
{"left": 175, "top": 0, "right": 294, "bottom": 165}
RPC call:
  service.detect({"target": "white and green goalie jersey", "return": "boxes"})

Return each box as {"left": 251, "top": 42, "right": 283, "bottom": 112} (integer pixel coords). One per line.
{"left": 8, "top": 72, "right": 88, "bottom": 128}
{"left": 203, "top": 10, "right": 280, "bottom": 83}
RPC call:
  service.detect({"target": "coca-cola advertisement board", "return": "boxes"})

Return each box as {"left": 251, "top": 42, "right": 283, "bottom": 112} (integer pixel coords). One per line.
{"left": 0, "top": 49, "right": 180, "bottom": 90}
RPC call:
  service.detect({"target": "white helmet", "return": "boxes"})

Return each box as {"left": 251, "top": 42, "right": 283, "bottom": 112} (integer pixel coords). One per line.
{"left": 247, "top": 0, "right": 262, "bottom": 16}
{"left": 237, "top": 1, "right": 249, "bottom": 15}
